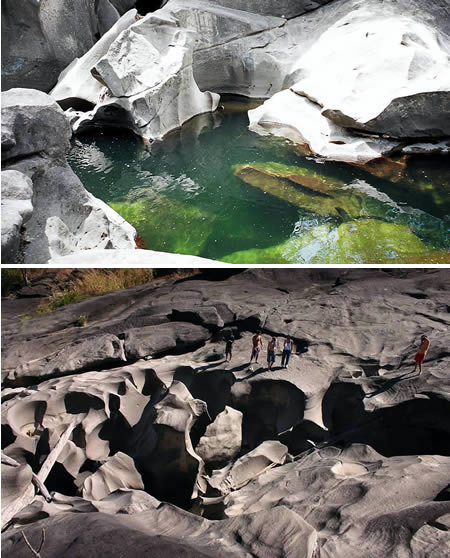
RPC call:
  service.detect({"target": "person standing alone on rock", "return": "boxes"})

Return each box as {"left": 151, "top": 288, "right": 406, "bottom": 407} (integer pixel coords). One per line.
{"left": 281, "top": 336, "right": 292, "bottom": 369}
{"left": 267, "top": 336, "right": 277, "bottom": 370}
{"left": 225, "top": 334, "right": 234, "bottom": 362}
{"left": 414, "top": 335, "right": 430, "bottom": 375}
{"left": 250, "top": 331, "right": 263, "bottom": 364}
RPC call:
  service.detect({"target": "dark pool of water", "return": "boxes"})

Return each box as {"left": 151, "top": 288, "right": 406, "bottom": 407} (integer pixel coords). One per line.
{"left": 68, "top": 103, "right": 450, "bottom": 264}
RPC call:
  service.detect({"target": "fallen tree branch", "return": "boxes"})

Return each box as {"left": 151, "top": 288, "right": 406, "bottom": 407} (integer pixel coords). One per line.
{"left": 1, "top": 419, "right": 78, "bottom": 530}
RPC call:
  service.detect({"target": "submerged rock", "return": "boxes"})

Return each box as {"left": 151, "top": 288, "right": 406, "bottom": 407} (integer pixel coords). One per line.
{"left": 234, "top": 162, "right": 398, "bottom": 220}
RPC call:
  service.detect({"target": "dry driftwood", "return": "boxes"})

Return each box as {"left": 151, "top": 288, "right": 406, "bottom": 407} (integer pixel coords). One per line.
{"left": 1, "top": 419, "right": 78, "bottom": 530}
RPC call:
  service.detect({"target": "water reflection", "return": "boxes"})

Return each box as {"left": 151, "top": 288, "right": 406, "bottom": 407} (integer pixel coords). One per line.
{"left": 68, "top": 106, "right": 450, "bottom": 264}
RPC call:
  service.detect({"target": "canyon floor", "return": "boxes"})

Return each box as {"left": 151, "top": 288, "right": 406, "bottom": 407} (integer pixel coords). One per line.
{"left": 1, "top": 268, "right": 449, "bottom": 557}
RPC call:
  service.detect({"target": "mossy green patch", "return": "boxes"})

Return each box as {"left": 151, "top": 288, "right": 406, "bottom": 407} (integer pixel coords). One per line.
{"left": 284, "top": 219, "right": 435, "bottom": 264}
{"left": 109, "top": 198, "right": 218, "bottom": 255}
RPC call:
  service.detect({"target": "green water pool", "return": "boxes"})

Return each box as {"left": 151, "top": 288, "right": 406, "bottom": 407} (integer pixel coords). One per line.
{"left": 68, "top": 103, "right": 450, "bottom": 264}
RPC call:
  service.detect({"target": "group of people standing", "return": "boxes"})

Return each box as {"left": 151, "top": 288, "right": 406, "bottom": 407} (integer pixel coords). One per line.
{"left": 225, "top": 331, "right": 294, "bottom": 370}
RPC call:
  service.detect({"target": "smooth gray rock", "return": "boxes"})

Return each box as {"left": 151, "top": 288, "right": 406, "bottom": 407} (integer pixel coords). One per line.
{"left": 1, "top": 89, "right": 136, "bottom": 263}
{"left": 8, "top": 334, "right": 127, "bottom": 384}
{"left": 1, "top": 89, "right": 71, "bottom": 162}
{"left": 1, "top": 0, "right": 120, "bottom": 92}
{"left": 82, "top": 452, "right": 144, "bottom": 501}
{"left": 1, "top": 270, "right": 449, "bottom": 557}
{"left": 123, "top": 322, "right": 210, "bottom": 359}
{"left": 110, "top": 0, "right": 139, "bottom": 14}
{"left": 195, "top": 407, "right": 242, "bottom": 465}
{"left": 1, "top": 171, "right": 33, "bottom": 262}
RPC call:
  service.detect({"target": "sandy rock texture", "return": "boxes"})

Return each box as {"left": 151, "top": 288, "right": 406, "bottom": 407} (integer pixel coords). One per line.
{"left": 2, "top": 269, "right": 449, "bottom": 557}
{"left": 1, "top": 0, "right": 121, "bottom": 92}
{"left": 1, "top": 88, "right": 137, "bottom": 264}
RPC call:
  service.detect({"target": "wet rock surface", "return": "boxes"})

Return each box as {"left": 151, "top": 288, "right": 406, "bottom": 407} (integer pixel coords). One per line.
{"left": 2, "top": 269, "right": 449, "bottom": 556}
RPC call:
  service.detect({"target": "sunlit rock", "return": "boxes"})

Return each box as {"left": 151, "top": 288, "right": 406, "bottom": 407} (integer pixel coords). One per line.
{"left": 289, "top": 0, "right": 450, "bottom": 138}
{"left": 248, "top": 89, "right": 400, "bottom": 163}
{"left": 51, "top": 10, "right": 139, "bottom": 107}
{"left": 196, "top": 407, "right": 242, "bottom": 465}
{"left": 70, "top": 11, "right": 219, "bottom": 142}
{"left": 82, "top": 452, "right": 145, "bottom": 501}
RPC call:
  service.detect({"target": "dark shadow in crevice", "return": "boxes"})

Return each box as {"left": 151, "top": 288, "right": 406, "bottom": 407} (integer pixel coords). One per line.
{"left": 232, "top": 379, "right": 306, "bottom": 452}
{"left": 322, "top": 382, "right": 450, "bottom": 457}
{"left": 1, "top": 424, "right": 16, "bottom": 449}
{"left": 64, "top": 392, "right": 104, "bottom": 414}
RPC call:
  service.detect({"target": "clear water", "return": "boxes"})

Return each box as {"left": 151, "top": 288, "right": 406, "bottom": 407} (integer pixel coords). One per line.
{"left": 68, "top": 102, "right": 450, "bottom": 264}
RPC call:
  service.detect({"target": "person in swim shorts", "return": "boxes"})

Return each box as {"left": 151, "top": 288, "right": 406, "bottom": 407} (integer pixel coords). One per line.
{"left": 267, "top": 336, "right": 277, "bottom": 370}
{"left": 250, "top": 332, "right": 263, "bottom": 364}
{"left": 414, "top": 335, "right": 430, "bottom": 375}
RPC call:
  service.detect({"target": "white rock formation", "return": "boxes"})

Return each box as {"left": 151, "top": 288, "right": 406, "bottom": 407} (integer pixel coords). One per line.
{"left": 51, "top": 10, "right": 139, "bottom": 107}
{"left": 82, "top": 452, "right": 145, "bottom": 501}
{"left": 248, "top": 89, "right": 400, "bottom": 163}
{"left": 287, "top": 0, "right": 450, "bottom": 138}
{"left": 1, "top": 171, "right": 34, "bottom": 262}
{"left": 66, "top": 11, "right": 219, "bottom": 142}
{"left": 196, "top": 407, "right": 243, "bottom": 464}
{"left": 248, "top": 0, "right": 450, "bottom": 160}
{"left": 47, "top": 248, "right": 227, "bottom": 265}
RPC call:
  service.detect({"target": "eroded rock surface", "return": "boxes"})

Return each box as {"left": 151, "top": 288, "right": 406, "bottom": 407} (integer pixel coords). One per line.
{"left": 1, "top": 88, "right": 136, "bottom": 263}
{"left": 2, "top": 269, "right": 449, "bottom": 556}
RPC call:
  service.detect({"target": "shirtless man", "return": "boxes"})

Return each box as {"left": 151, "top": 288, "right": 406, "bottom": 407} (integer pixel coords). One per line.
{"left": 250, "top": 332, "right": 263, "bottom": 364}
{"left": 414, "top": 335, "right": 430, "bottom": 375}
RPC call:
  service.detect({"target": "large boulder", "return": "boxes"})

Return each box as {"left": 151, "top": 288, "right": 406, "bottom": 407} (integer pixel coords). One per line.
{"left": 1, "top": 89, "right": 136, "bottom": 263}
{"left": 51, "top": 10, "right": 139, "bottom": 107}
{"left": 248, "top": 90, "right": 401, "bottom": 163}
{"left": 68, "top": 11, "right": 219, "bottom": 141}
{"left": 287, "top": 0, "right": 450, "bottom": 138}
{"left": 1, "top": 89, "right": 71, "bottom": 162}
{"left": 248, "top": 0, "right": 450, "bottom": 160}
{"left": 1, "top": 0, "right": 121, "bottom": 92}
